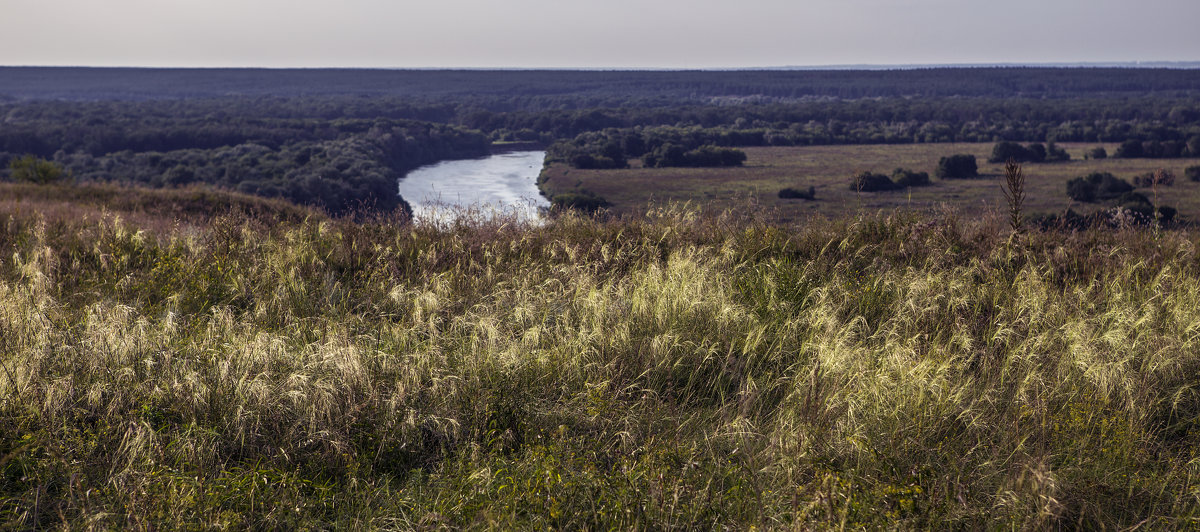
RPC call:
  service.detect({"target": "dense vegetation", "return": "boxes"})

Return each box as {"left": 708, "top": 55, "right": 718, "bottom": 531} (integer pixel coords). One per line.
{"left": 850, "top": 171, "right": 903, "bottom": 192}
{"left": 778, "top": 186, "right": 816, "bottom": 200}
{"left": 0, "top": 110, "right": 489, "bottom": 214}
{"left": 989, "top": 141, "right": 1071, "bottom": 163}
{"left": 4, "top": 66, "right": 1200, "bottom": 102}
{"left": 3, "top": 185, "right": 1200, "bottom": 528}
{"left": 4, "top": 68, "right": 1200, "bottom": 201}
{"left": 1066, "top": 171, "right": 1136, "bottom": 202}
{"left": 935, "top": 154, "right": 979, "bottom": 179}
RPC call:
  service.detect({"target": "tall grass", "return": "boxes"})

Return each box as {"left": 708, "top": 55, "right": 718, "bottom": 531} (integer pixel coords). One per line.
{"left": 2, "top": 196, "right": 1199, "bottom": 528}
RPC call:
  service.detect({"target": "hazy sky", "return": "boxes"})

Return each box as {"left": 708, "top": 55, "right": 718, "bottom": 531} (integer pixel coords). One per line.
{"left": 4, "top": 0, "right": 1198, "bottom": 68}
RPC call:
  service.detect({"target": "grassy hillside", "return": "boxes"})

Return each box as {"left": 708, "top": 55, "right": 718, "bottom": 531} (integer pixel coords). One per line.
{"left": 540, "top": 143, "right": 1200, "bottom": 223}
{"left": 2, "top": 187, "right": 1200, "bottom": 528}
{"left": 0, "top": 182, "right": 323, "bottom": 229}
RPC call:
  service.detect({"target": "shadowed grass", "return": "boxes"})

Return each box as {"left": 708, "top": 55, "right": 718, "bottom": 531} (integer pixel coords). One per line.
{"left": 2, "top": 192, "right": 1200, "bottom": 528}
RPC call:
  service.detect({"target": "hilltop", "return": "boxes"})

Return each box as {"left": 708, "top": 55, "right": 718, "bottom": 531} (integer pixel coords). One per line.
{"left": 2, "top": 185, "right": 1199, "bottom": 528}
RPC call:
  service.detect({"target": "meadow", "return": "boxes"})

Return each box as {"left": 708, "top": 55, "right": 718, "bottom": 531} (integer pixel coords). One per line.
{"left": 2, "top": 182, "right": 1200, "bottom": 528}
{"left": 539, "top": 143, "right": 1200, "bottom": 223}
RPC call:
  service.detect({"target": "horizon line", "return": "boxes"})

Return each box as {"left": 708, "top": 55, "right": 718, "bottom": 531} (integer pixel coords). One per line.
{"left": 3, "top": 61, "right": 1200, "bottom": 71}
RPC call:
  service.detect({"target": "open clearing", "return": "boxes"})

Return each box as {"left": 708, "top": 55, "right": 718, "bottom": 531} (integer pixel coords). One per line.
{"left": 539, "top": 143, "right": 1200, "bottom": 222}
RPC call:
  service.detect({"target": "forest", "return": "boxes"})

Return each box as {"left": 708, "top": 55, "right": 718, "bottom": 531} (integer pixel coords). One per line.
{"left": 3, "top": 67, "right": 1200, "bottom": 213}
{"left": 3, "top": 66, "right": 1200, "bottom": 102}
{"left": 2, "top": 67, "right": 1200, "bottom": 213}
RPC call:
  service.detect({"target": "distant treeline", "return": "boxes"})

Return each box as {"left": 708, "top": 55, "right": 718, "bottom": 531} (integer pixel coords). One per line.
{"left": 0, "top": 111, "right": 488, "bottom": 214}
{"left": 2, "top": 67, "right": 1200, "bottom": 102}
{"left": 3, "top": 67, "right": 1200, "bottom": 212}
{"left": 548, "top": 120, "right": 1200, "bottom": 170}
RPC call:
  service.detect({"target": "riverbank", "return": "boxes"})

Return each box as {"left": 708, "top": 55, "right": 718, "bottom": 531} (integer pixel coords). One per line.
{"left": 490, "top": 140, "right": 545, "bottom": 154}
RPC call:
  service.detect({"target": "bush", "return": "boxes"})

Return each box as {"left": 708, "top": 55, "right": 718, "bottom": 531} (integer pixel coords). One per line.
{"left": 1085, "top": 147, "right": 1108, "bottom": 160}
{"left": 1115, "top": 192, "right": 1155, "bottom": 219}
{"left": 989, "top": 142, "right": 1034, "bottom": 163}
{"left": 687, "top": 145, "right": 747, "bottom": 167}
{"left": 551, "top": 191, "right": 609, "bottom": 212}
{"left": 1115, "top": 139, "right": 1144, "bottom": 158}
{"left": 1157, "top": 205, "right": 1178, "bottom": 225}
{"left": 1045, "top": 142, "right": 1071, "bottom": 162}
{"left": 1185, "top": 166, "right": 1200, "bottom": 182}
{"left": 570, "top": 153, "right": 626, "bottom": 169}
{"left": 1089, "top": 172, "right": 1135, "bottom": 199}
{"left": 1066, "top": 172, "right": 1135, "bottom": 203}
{"left": 987, "top": 142, "right": 1067, "bottom": 163}
{"left": 891, "top": 168, "right": 930, "bottom": 187}
{"left": 936, "top": 154, "right": 978, "bottom": 179}
{"left": 1066, "top": 177, "right": 1096, "bottom": 202}
{"left": 849, "top": 171, "right": 900, "bottom": 192}
{"left": 643, "top": 144, "right": 747, "bottom": 168}
{"left": 9, "top": 154, "right": 68, "bottom": 185}
{"left": 1132, "top": 169, "right": 1175, "bottom": 188}
{"left": 778, "top": 186, "right": 816, "bottom": 200}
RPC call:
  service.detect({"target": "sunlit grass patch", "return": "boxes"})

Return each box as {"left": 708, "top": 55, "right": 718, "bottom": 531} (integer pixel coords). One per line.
{"left": 3, "top": 196, "right": 1200, "bottom": 528}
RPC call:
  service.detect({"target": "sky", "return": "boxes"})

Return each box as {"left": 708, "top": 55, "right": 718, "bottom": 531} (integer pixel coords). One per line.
{"left": 3, "top": 0, "right": 1199, "bottom": 68}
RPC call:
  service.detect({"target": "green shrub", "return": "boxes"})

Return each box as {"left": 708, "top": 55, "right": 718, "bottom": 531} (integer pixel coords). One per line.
{"left": 1185, "top": 165, "right": 1200, "bottom": 182}
{"left": 643, "top": 144, "right": 747, "bottom": 168}
{"left": 1045, "top": 141, "right": 1071, "bottom": 162}
{"left": 1115, "top": 191, "right": 1155, "bottom": 218}
{"left": 849, "top": 171, "right": 900, "bottom": 192}
{"left": 1068, "top": 172, "right": 1135, "bottom": 202}
{"left": 551, "top": 191, "right": 609, "bottom": 212}
{"left": 989, "top": 141, "right": 1041, "bottom": 163}
{"left": 1066, "top": 177, "right": 1096, "bottom": 202}
{"left": 1132, "top": 169, "right": 1175, "bottom": 187}
{"left": 570, "top": 153, "right": 626, "bottom": 169}
{"left": 778, "top": 186, "right": 816, "bottom": 200}
{"left": 1157, "top": 205, "right": 1178, "bottom": 224}
{"left": 1115, "top": 139, "right": 1144, "bottom": 158}
{"left": 891, "top": 168, "right": 930, "bottom": 187}
{"left": 935, "top": 154, "right": 977, "bottom": 179}
{"left": 8, "top": 154, "right": 68, "bottom": 184}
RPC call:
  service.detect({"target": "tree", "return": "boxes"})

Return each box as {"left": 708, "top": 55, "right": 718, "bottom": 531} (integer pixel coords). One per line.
{"left": 1184, "top": 165, "right": 1200, "bottom": 182}
{"left": 989, "top": 141, "right": 1030, "bottom": 163}
{"left": 936, "top": 154, "right": 977, "bottom": 179}
{"left": 1044, "top": 142, "right": 1070, "bottom": 162}
{"left": 849, "top": 171, "right": 900, "bottom": 192}
{"left": 1115, "top": 139, "right": 1144, "bottom": 158}
{"left": 891, "top": 168, "right": 930, "bottom": 187}
{"left": 1066, "top": 177, "right": 1096, "bottom": 202}
{"left": 9, "top": 155, "right": 68, "bottom": 185}
{"left": 1067, "top": 172, "right": 1134, "bottom": 203}
{"left": 1026, "top": 143, "right": 1047, "bottom": 163}
{"left": 778, "top": 186, "right": 815, "bottom": 200}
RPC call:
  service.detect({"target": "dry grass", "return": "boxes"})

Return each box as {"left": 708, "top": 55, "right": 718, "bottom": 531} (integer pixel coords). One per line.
{"left": 2, "top": 186, "right": 1200, "bottom": 528}
{"left": 539, "top": 143, "right": 1200, "bottom": 223}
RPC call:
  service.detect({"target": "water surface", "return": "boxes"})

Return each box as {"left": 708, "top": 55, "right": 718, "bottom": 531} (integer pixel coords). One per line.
{"left": 397, "top": 151, "right": 548, "bottom": 223}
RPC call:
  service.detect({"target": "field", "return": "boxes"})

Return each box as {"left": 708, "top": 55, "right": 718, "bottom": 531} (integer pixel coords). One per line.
{"left": 3, "top": 182, "right": 1200, "bottom": 528}
{"left": 539, "top": 143, "right": 1200, "bottom": 222}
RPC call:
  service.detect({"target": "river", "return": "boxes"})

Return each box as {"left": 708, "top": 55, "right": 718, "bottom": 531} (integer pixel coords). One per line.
{"left": 397, "top": 150, "right": 549, "bottom": 223}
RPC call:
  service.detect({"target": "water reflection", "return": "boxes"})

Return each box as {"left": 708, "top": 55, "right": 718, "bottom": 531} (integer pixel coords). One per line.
{"left": 397, "top": 151, "right": 549, "bottom": 223}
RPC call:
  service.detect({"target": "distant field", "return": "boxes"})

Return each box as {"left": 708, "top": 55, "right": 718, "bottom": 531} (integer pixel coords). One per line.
{"left": 539, "top": 143, "right": 1200, "bottom": 222}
